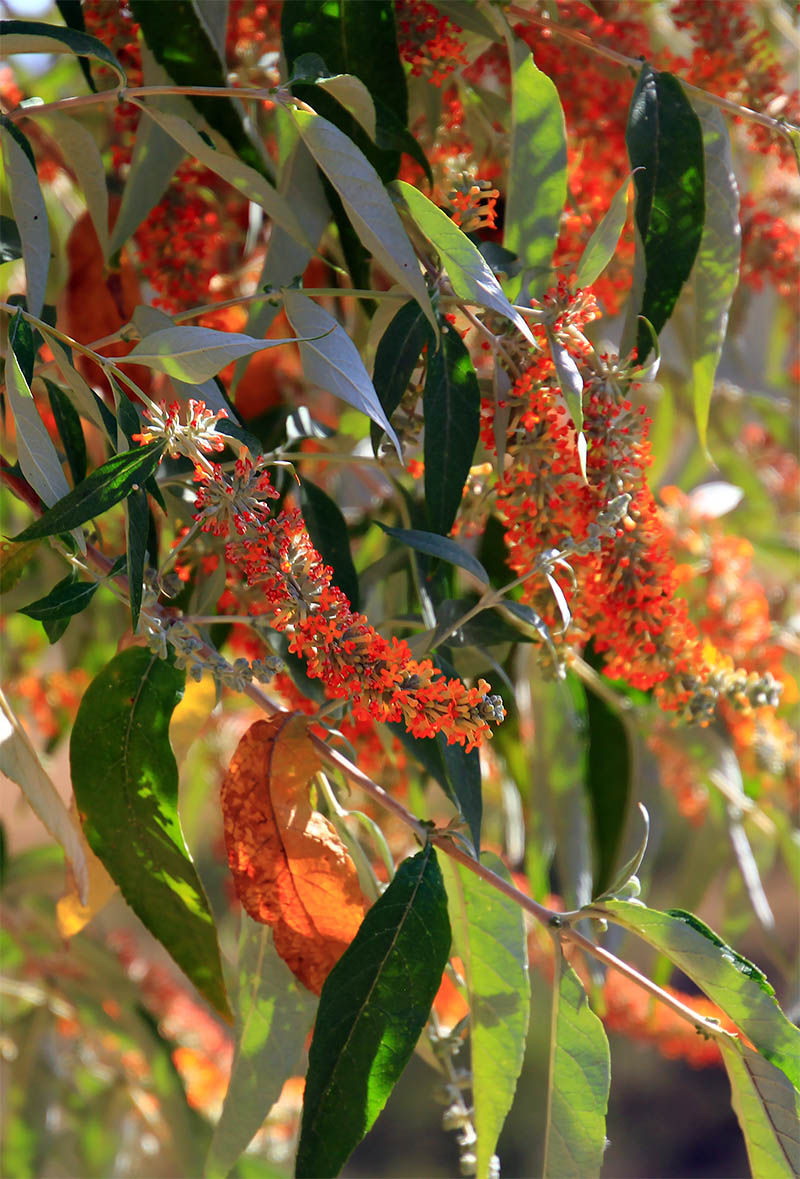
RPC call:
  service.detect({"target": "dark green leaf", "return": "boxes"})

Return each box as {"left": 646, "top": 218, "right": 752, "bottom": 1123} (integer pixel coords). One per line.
{"left": 20, "top": 572, "right": 98, "bottom": 625}
{"left": 129, "top": 1, "right": 270, "bottom": 181}
{"left": 370, "top": 300, "right": 432, "bottom": 453}
{"left": 390, "top": 722, "right": 482, "bottom": 854}
{"left": 1, "top": 19, "right": 126, "bottom": 85}
{"left": 126, "top": 485, "right": 149, "bottom": 633}
{"left": 8, "top": 307, "right": 37, "bottom": 388}
{"left": 600, "top": 901, "right": 800, "bottom": 1089}
{"left": 70, "top": 648, "right": 230, "bottom": 1017}
{"left": 296, "top": 845, "right": 450, "bottom": 1178}
{"left": 55, "top": 1, "right": 96, "bottom": 91}
{"left": 583, "top": 652, "right": 632, "bottom": 896}
{"left": 373, "top": 97, "right": 433, "bottom": 187}
{"left": 299, "top": 476, "right": 360, "bottom": 610}
{"left": 0, "top": 215, "right": 22, "bottom": 262}
{"left": 44, "top": 379, "right": 87, "bottom": 485}
{"left": 378, "top": 524, "right": 489, "bottom": 584}
{"left": 624, "top": 66, "right": 705, "bottom": 361}
{"left": 423, "top": 323, "right": 480, "bottom": 536}
{"left": 720, "top": 1039, "right": 800, "bottom": 1179}
{"left": 542, "top": 943, "right": 610, "bottom": 1178}
{"left": 10, "top": 442, "right": 164, "bottom": 542}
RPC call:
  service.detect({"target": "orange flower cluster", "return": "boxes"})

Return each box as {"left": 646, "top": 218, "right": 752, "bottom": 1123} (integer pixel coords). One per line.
{"left": 396, "top": 0, "right": 468, "bottom": 87}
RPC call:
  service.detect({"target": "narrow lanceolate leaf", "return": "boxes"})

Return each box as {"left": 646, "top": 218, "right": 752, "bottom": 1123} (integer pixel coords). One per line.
{"left": 503, "top": 40, "right": 567, "bottom": 300}
{"left": 623, "top": 65, "right": 705, "bottom": 362}
{"left": 543, "top": 943, "right": 610, "bottom": 1179}
{"left": 11, "top": 442, "right": 164, "bottom": 542}
{"left": 389, "top": 725, "right": 482, "bottom": 853}
{"left": 0, "top": 18, "right": 126, "bottom": 85}
{"left": 600, "top": 901, "right": 800, "bottom": 1089}
{"left": 370, "top": 299, "right": 432, "bottom": 452}
{"left": 378, "top": 525, "right": 490, "bottom": 585}
{"left": 290, "top": 108, "right": 437, "bottom": 333}
{"left": 546, "top": 327, "right": 584, "bottom": 437}
{"left": 44, "top": 379, "right": 87, "bottom": 485}
{"left": 45, "top": 334, "right": 107, "bottom": 432}
{"left": 584, "top": 662, "right": 632, "bottom": 897}
{"left": 299, "top": 476, "right": 360, "bottom": 610}
{"left": 130, "top": 0, "right": 271, "bottom": 180}
{"left": 43, "top": 113, "right": 109, "bottom": 259}
{"left": 575, "top": 174, "right": 632, "bottom": 289}
{"left": 423, "top": 322, "right": 480, "bottom": 536}
{"left": 121, "top": 324, "right": 296, "bottom": 384}
{"left": 720, "top": 1039, "right": 800, "bottom": 1179}
{"left": 296, "top": 846, "right": 451, "bottom": 1179}
{"left": 0, "top": 688, "right": 88, "bottom": 905}
{"left": 221, "top": 716, "right": 368, "bottom": 996}
{"left": 284, "top": 289, "right": 401, "bottom": 456}
{"left": 305, "top": 69, "right": 377, "bottom": 140}
{"left": 70, "top": 648, "right": 230, "bottom": 1017}
{"left": 394, "top": 181, "right": 535, "bottom": 345}
{"left": 137, "top": 107, "right": 309, "bottom": 248}
{"left": 441, "top": 853, "right": 530, "bottom": 1179}
{"left": 5, "top": 328, "right": 73, "bottom": 515}
{"left": 126, "top": 485, "right": 150, "bottom": 633}
{"left": 206, "top": 919, "right": 317, "bottom": 1179}
{"left": 1, "top": 119, "right": 49, "bottom": 317}
{"left": 19, "top": 573, "right": 98, "bottom": 624}
{"left": 681, "top": 98, "right": 740, "bottom": 457}
{"left": 131, "top": 304, "right": 233, "bottom": 418}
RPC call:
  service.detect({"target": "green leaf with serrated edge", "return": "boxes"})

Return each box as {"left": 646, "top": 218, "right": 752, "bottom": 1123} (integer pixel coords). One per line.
{"left": 441, "top": 852, "right": 530, "bottom": 1179}
{"left": 205, "top": 920, "right": 317, "bottom": 1179}
{"left": 0, "top": 19, "right": 126, "bottom": 85}
{"left": 19, "top": 573, "right": 98, "bottom": 623}
{"left": 423, "top": 322, "right": 480, "bottom": 536}
{"left": 598, "top": 901, "right": 800, "bottom": 1088}
{"left": 283, "top": 289, "right": 401, "bottom": 455}
{"left": 0, "top": 215, "right": 22, "bottom": 262}
{"left": 44, "top": 379, "right": 87, "bottom": 485}
{"left": 395, "top": 181, "right": 536, "bottom": 346}
{"left": 0, "top": 688, "right": 89, "bottom": 904}
{"left": 503, "top": 40, "right": 567, "bottom": 301}
{"left": 721, "top": 1039, "right": 800, "bottom": 1179}
{"left": 584, "top": 651, "right": 632, "bottom": 897}
{"left": 296, "top": 845, "right": 450, "bottom": 1178}
{"left": 289, "top": 108, "right": 437, "bottom": 334}
{"left": 543, "top": 942, "right": 610, "bottom": 1179}
{"left": 575, "top": 174, "right": 633, "bottom": 289}
{"left": 299, "top": 476, "right": 360, "bottom": 610}
{"left": 10, "top": 442, "right": 164, "bottom": 543}
{"left": 370, "top": 300, "right": 432, "bottom": 453}
{"left": 70, "top": 648, "right": 230, "bottom": 1017}
{"left": 1, "top": 118, "right": 49, "bottom": 317}
{"left": 43, "top": 112, "right": 109, "bottom": 259}
{"left": 622, "top": 66, "right": 705, "bottom": 362}
{"left": 681, "top": 98, "right": 740, "bottom": 458}
{"left": 135, "top": 107, "right": 310, "bottom": 250}
{"left": 129, "top": 1, "right": 270, "bottom": 180}
{"left": 378, "top": 524, "right": 489, "bottom": 585}
{"left": 121, "top": 324, "right": 296, "bottom": 385}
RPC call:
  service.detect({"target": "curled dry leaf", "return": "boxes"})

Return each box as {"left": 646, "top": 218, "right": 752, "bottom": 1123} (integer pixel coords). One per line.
{"left": 221, "top": 714, "right": 369, "bottom": 994}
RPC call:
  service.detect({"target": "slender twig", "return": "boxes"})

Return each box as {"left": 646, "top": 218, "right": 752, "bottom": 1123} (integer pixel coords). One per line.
{"left": 5, "top": 83, "right": 278, "bottom": 124}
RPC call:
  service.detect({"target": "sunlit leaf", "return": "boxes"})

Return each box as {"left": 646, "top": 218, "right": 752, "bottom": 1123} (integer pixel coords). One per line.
{"left": 575, "top": 174, "right": 633, "bottom": 289}
{"left": 721, "top": 1038, "right": 800, "bottom": 1179}
{"left": 221, "top": 715, "right": 368, "bottom": 995}
{"left": 121, "top": 324, "right": 296, "bottom": 384}
{"left": 296, "top": 845, "right": 451, "bottom": 1178}
{"left": 19, "top": 572, "right": 98, "bottom": 627}
{"left": 56, "top": 814, "right": 117, "bottom": 939}
{"left": 1, "top": 119, "right": 49, "bottom": 317}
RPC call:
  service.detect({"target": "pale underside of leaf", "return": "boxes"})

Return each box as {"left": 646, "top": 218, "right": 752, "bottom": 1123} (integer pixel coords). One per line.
{"left": 44, "top": 112, "right": 109, "bottom": 259}
{"left": 132, "top": 305, "right": 232, "bottom": 415}
{"left": 44, "top": 334, "right": 107, "bottom": 431}
{"left": 2, "top": 126, "right": 50, "bottom": 317}
{"left": 316, "top": 74, "right": 377, "bottom": 139}
{"left": 121, "top": 324, "right": 297, "bottom": 384}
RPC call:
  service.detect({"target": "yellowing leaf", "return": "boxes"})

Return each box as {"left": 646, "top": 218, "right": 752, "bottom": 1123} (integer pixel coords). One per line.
{"left": 56, "top": 810, "right": 117, "bottom": 938}
{"left": 169, "top": 671, "right": 217, "bottom": 766}
{"left": 221, "top": 715, "right": 369, "bottom": 994}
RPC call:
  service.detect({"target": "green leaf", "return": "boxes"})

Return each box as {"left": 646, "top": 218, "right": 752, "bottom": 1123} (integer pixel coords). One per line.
{"left": 19, "top": 572, "right": 98, "bottom": 625}
{"left": 441, "top": 852, "right": 530, "bottom": 1179}
{"left": 394, "top": 181, "right": 535, "bottom": 345}
{"left": 70, "top": 648, "right": 230, "bottom": 1017}
{"left": 423, "top": 322, "right": 480, "bottom": 536}
{"left": 681, "top": 98, "right": 740, "bottom": 458}
{"left": 44, "top": 379, "right": 87, "bottom": 485}
{"left": 623, "top": 66, "right": 705, "bottom": 362}
{"left": 575, "top": 173, "right": 632, "bottom": 289}
{"left": 126, "top": 485, "right": 149, "bottom": 634}
{"left": 129, "top": 1, "right": 270, "bottom": 179}
{"left": 503, "top": 40, "right": 567, "bottom": 300}
{"left": 135, "top": 107, "right": 310, "bottom": 248}
{"left": 546, "top": 326, "right": 584, "bottom": 437}
{"left": 599, "top": 901, "right": 800, "bottom": 1088}
{"left": 0, "top": 215, "right": 22, "bottom": 262}
{"left": 542, "top": 943, "right": 610, "bottom": 1179}
{"left": 206, "top": 920, "right": 317, "bottom": 1179}
{"left": 8, "top": 303, "right": 37, "bottom": 386}
{"left": 296, "top": 845, "right": 451, "bottom": 1178}
{"left": 584, "top": 660, "right": 632, "bottom": 897}
{"left": 289, "top": 108, "right": 437, "bottom": 333}
{"left": 54, "top": 0, "right": 96, "bottom": 92}
{"left": 10, "top": 442, "right": 165, "bottom": 543}
{"left": 121, "top": 324, "right": 296, "bottom": 384}
{"left": 0, "top": 18, "right": 126, "bottom": 85}
{"left": 44, "top": 334, "right": 109, "bottom": 433}
{"left": 370, "top": 300, "right": 432, "bottom": 453}
{"left": 42, "top": 112, "right": 109, "bottom": 259}
{"left": 378, "top": 524, "right": 489, "bottom": 585}
{"left": 283, "top": 290, "right": 401, "bottom": 454}
{"left": 720, "top": 1039, "right": 800, "bottom": 1179}
{"left": 389, "top": 723, "right": 481, "bottom": 851}
{"left": 299, "top": 476, "right": 360, "bottom": 610}
{"left": 1, "top": 118, "right": 49, "bottom": 317}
